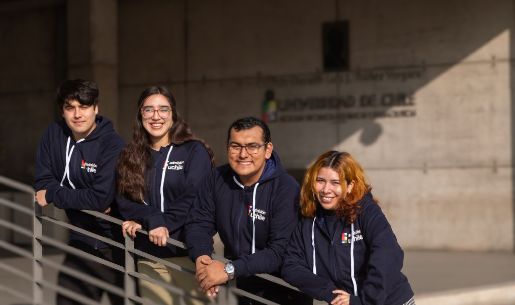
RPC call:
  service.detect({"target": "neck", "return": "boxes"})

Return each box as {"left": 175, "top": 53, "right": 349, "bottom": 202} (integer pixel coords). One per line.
{"left": 72, "top": 123, "right": 96, "bottom": 141}
{"left": 239, "top": 167, "right": 265, "bottom": 187}
{"left": 151, "top": 135, "right": 170, "bottom": 150}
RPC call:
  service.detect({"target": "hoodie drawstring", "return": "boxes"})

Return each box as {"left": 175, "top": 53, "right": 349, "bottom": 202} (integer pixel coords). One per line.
{"left": 232, "top": 176, "right": 259, "bottom": 254}
{"left": 159, "top": 145, "right": 173, "bottom": 213}
{"left": 312, "top": 217, "right": 317, "bottom": 274}
{"left": 60, "top": 136, "right": 84, "bottom": 189}
{"left": 311, "top": 218, "right": 358, "bottom": 297}
{"left": 350, "top": 223, "right": 358, "bottom": 296}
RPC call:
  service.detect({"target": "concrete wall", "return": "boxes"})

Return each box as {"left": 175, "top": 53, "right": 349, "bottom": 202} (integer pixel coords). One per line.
{"left": 0, "top": 1, "right": 66, "bottom": 183}
{"left": 119, "top": 0, "right": 514, "bottom": 251}
{"left": 0, "top": 0, "right": 513, "bottom": 251}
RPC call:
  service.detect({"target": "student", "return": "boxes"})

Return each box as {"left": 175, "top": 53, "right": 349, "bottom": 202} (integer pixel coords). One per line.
{"left": 34, "top": 79, "right": 124, "bottom": 305}
{"left": 281, "top": 151, "right": 415, "bottom": 305}
{"left": 116, "top": 86, "right": 213, "bottom": 305}
{"left": 185, "top": 117, "right": 311, "bottom": 305}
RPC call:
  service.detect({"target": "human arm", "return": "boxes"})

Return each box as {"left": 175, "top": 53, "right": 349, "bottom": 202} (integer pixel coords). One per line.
{"left": 281, "top": 220, "right": 340, "bottom": 303}
{"left": 34, "top": 127, "right": 62, "bottom": 205}
{"left": 350, "top": 197, "right": 406, "bottom": 305}
{"left": 45, "top": 137, "right": 124, "bottom": 212}
{"left": 231, "top": 177, "right": 300, "bottom": 277}
{"left": 144, "top": 142, "right": 212, "bottom": 233}
{"left": 184, "top": 170, "right": 217, "bottom": 262}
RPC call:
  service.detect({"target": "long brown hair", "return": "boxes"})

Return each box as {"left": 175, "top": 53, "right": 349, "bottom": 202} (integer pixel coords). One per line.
{"left": 300, "top": 151, "right": 373, "bottom": 223}
{"left": 117, "top": 86, "right": 214, "bottom": 202}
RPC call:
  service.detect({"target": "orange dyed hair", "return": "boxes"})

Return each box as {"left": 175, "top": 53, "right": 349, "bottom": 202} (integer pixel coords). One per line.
{"left": 300, "top": 151, "right": 372, "bottom": 223}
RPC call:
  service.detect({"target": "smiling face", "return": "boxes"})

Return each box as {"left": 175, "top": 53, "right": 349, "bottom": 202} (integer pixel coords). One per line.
{"left": 315, "top": 167, "right": 354, "bottom": 211}
{"left": 62, "top": 99, "right": 98, "bottom": 140}
{"left": 227, "top": 126, "right": 273, "bottom": 186}
{"left": 140, "top": 94, "right": 174, "bottom": 149}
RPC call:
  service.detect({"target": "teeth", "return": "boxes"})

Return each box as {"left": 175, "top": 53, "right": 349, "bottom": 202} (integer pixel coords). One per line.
{"left": 320, "top": 196, "right": 334, "bottom": 203}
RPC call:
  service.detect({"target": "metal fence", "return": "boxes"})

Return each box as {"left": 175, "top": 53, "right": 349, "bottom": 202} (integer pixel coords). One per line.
{"left": 0, "top": 175, "right": 299, "bottom": 305}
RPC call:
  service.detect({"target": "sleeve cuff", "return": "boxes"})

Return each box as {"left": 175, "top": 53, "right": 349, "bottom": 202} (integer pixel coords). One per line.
{"left": 145, "top": 213, "right": 167, "bottom": 231}
{"left": 232, "top": 258, "right": 248, "bottom": 278}
{"left": 189, "top": 248, "right": 212, "bottom": 262}
{"left": 45, "top": 185, "right": 58, "bottom": 205}
{"left": 350, "top": 294, "right": 362, "bottom": 305}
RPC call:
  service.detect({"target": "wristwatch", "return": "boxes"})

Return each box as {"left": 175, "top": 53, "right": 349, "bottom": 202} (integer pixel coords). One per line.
{"left": 224, "top": 261, "right": 235, "bottom": 280}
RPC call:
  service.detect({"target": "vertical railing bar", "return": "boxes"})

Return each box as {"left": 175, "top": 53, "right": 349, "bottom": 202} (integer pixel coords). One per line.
{"left": 124, "top": 234, "right": 137, "bottom": 305}
{"left": 33, "top": 202, "right": 43, "bottom": 305}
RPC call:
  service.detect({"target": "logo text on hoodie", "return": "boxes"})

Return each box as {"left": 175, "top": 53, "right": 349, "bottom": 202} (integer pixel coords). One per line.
{"left": 341, "top": 229, "right": 363, "bottom": 244}
{"left": 81, "top": 160, "right": 97, "bottom": 173}
{"left": 248, "top": 205, "right": 267, "bottom": 221}
{"left": 165, "top": 160, "right": 184, "bottom": 171}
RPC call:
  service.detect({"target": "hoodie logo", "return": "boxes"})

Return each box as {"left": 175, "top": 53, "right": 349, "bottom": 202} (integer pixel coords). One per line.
{"left": 341, "top": 229, "right": 363, "bottom": 244}
{"left": 248, "top": 205, "right": 266, "bottom": 221}
{"left": 81, "top": 160, "right": 97, "bottom": 173}
{"left": 164, "top": 160, "right": 184, "bottom": 171}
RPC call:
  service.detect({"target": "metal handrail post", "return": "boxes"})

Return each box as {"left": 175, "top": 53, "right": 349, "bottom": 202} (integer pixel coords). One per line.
{"left": 124, "top": 234, "right": 137, "bottom": 305}
{"left": 33, "top": 202, "right": 43, "bottom": 305}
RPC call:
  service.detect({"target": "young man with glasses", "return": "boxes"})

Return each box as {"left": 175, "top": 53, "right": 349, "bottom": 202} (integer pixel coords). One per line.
{"left": 34, "top": 79, "right": 124, "bottom": 305}
{"left": 185, "top": 117, "right": 311, "bottom": 304}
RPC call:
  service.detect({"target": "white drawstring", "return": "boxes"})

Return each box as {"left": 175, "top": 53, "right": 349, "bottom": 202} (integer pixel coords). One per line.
{"left": 232, "top": 176, "right": 259, "bottom": 254}
{"left": 159, "top": 145, "right": 173, "bottom": 212}
{"left": 312, "top": 217, "right": 317, "bottom": 274}
{"left": 251, "top": 182, "right": 259, "bottom": 254}
{"left": 60, "top": 136, "right": 84, "bottom": 189}
{"left": 350, "top": 223, "right": 358, "bottom": 296}
{"left": 310, "top": 218, "right": 358, "bottom": 296}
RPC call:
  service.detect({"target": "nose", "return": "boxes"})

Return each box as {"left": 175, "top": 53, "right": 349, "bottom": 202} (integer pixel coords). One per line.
{"left": 321, "top": 182, "right": 331, "bottom": 193}
{"left": 151, "top": 109, "right": 160, "bottom": 120}
{"left": 238, "top": 147, "right": 249, "bottom": 158}
{"left": 73, "top": 107, "right": 81, "bottom": 118}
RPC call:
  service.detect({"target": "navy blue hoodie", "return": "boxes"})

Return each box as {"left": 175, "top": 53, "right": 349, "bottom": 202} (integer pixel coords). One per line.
{"left": 185, "top": 151, "right": 300, "bottom": 278}
{"left": 281, "top": 193, "right": 414, "bottom": 305}
{"left": 34, "top": 116, "right": 124, "bottom": 249}
{"left": 117, "top": 140, "right": 212, "bottom": 258}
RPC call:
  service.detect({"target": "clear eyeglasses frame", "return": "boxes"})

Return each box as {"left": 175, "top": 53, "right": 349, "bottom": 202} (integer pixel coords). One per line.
{"left": 228, "top": 142, "right": 268, "bottom": 155}
{"left": 140, "top": 106, "right": 172, "bottom": 119}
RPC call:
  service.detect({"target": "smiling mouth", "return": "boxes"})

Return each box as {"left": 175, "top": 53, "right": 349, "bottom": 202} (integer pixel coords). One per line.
{"left": 319, "top": 195, "right": 335, "bottom": 203}
{"left": 237, "top": 161, "right": 253, "bottom": 165}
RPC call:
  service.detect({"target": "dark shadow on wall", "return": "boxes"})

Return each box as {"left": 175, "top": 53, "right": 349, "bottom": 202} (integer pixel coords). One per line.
{"left": 511, "top": 21, "right": 515, "bottom": 253}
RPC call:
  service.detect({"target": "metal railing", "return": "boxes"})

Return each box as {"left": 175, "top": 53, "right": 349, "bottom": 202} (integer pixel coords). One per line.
{"left": 0, "top": 175, "right": 299, "bottom": 305}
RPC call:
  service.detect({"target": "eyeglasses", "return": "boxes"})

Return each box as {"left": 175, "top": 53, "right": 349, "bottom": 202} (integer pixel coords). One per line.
{"left": 141, "top": 106, "right": 172, "bottom": 119}
{"left": 228, "top": 143, "right": 268, "bottom": 155}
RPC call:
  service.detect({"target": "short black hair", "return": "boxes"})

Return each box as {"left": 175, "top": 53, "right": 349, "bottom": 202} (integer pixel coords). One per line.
{"left": 56, "top": 79, "right": 99, "bottom": 109}
{"left": 226, "top": 117, "right": 271, "bottom": 144}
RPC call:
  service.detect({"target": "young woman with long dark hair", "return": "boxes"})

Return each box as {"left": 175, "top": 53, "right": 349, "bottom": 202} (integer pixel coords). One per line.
{"left": 117, "top": 86, "right": 213, "bottom": 305}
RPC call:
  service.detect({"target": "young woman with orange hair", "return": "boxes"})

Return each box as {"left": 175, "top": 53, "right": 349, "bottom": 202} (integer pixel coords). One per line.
{"left": 281, "top": 151, "right": 414, "bottom": 305}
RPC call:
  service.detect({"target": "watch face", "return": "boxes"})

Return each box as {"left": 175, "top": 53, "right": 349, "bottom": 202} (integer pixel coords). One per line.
{"left": 225, "top": 263, "right": 234, "bottom": 274}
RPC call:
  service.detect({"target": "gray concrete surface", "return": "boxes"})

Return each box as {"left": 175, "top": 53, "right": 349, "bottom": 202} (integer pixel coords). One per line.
{"left": 0, "top": 250, "right": 514, "bottom": 305}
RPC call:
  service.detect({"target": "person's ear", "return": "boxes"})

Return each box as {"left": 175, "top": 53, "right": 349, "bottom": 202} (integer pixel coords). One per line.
{"left": 265, "top": 142, "right": 273, "bottom": 159}
{"left": 346, "top": 180, "right": 354, "bottom": 194}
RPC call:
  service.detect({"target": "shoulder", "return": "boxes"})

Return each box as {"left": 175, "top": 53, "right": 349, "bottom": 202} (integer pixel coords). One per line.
{"left": 273, "top": 172, "right": 300, "bottom": 192}
{"left": 178, "top": 140, "right": 208, "bottom": 154}
{"left": 99, "top": 131, "right": 125, "bottom": 151}
{"left": 358, "top": 193, "right": 381, "bottom": 212}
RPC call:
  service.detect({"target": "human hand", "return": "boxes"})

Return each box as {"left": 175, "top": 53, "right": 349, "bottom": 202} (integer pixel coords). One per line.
{"left": 149, "top": 226, "right": 169, "bottom": 246}
{"left": 197, "top": 259, "right": 228, "bottom": 293}
{"left": 35, "top": 190, "right": 48, "bottom": 207}
{"left": 121, "top": 220, "right": 142, "bottom": 238}
{"left": 104, "top": 207, "right": 111, "bottom": 214}
{"left": 331, "top": 289, "right": 350, "bottom": 305}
